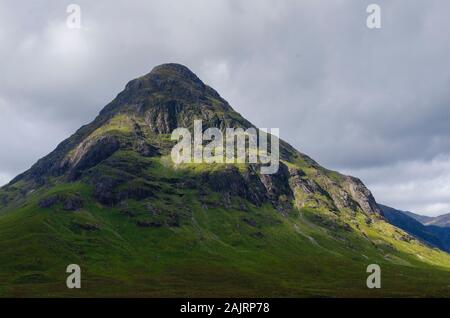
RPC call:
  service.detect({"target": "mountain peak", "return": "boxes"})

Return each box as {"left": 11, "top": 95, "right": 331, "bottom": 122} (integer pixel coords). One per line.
{"left": 100, "top": 63, "right": 212, "bottom": 119}
{"left": 127, "top": 63, "right": 205, "bottom": 91}
{"left": 7, "top": 62, "right": 380, "bottom": 219}
{"left": 149, "top": 63, "right": 201, "bottom": 80}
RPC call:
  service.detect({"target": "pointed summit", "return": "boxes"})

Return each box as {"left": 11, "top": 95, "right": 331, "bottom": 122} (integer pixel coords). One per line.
{"left": 149, "top": 63, "right": 203, "bottom": 81}
{"left": 11, "top": 62, "right": 380, "bottom": 218}
{"left": 100, "top": 63, "right": 230, "bottom": 123}
{"left": 124, "top": 63, "right": 206, "bottom": 93}
{"left": 10, "top": 63, "right": 252, "bottom": 184}
{"left": 9, "top": 62, "right": 378, "bottom": 219}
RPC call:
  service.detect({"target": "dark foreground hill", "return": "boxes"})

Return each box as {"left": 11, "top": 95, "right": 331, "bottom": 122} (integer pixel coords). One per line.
{"left": 1, "top": 64, "right": 450, "bottom": 297}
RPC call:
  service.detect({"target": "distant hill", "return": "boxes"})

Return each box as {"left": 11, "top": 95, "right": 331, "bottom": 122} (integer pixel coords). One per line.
{"left": 400, "top": 210, "right": 450, "bottom": 228}
{"left": 380, "top": 204, "right": 450, "bottom": 253}
{"left": 424, "top": 214, "right": 450, "bottom": 228}
{"left": 401, "top": 211, "right": 435, "bottom": 224}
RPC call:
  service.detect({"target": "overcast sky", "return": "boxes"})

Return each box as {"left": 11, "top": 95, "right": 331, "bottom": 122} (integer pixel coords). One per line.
{"left": 1, "top": 0, "right": 449, "bottom": 216}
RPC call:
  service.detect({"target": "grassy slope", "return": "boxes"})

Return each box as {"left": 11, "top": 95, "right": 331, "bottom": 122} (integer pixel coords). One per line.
{"left": 1, "top": 154, "right": 450, "bottom": 297}
{"left": 1, "top": 114, "right": 450, "bottom": 297}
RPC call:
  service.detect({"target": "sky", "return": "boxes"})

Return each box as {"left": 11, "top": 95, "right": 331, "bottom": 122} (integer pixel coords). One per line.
{"left": 0, "top": 0, "right": 449, "bottom": 216}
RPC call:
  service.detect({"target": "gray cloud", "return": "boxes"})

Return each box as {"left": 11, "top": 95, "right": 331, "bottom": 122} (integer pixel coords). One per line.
{"left": 1, "top": 0, "right": 450, "bottom": 215}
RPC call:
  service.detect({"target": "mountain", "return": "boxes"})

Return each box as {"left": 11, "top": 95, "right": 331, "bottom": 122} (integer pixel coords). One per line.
{"left": 380, "top": 204, "right": 450, "bottom": 252}
{"left": 402, "top": 211, "right": 450, "bottom": 227}
{"left": 424, "top": 214, "right": 450, "bottom": 228}
{"left": 401, "top": 210, "right": 450, "bottom": 228}
{"left": 401, "top": 211, "right": 435, "bottom": 224}
{"left": 1, "top": 63, "right": 450, "bottom": 297}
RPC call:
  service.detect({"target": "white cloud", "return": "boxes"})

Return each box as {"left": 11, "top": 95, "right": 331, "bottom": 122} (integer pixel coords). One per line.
{"left": 0, "top": 172, "right": 12, "bottom": 187}
{"left": 343, "top": 155, "right": 450, "bottom": 216}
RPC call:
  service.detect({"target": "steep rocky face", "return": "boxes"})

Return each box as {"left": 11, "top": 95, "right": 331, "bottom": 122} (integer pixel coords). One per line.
{"left": 342, "top": 176, "right": 381, "bottom": 215}
{"left": 4, "top": 63, "right": 382, "bottom": 221}
{"left": 11, "top": 64, "right": 250, "bottom": 182}
{"left": 101, "top": 63, "right": 251, "bottom": 133}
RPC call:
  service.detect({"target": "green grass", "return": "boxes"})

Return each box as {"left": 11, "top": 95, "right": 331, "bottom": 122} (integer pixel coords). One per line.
{"left": 1, "top": 131, "right": 450, "bottom": 297}
{"left": 90, "top": 114, "right": 134, "bottom": 138}
{"left": 1, "top": 158, "right": 450, "bottom": 297}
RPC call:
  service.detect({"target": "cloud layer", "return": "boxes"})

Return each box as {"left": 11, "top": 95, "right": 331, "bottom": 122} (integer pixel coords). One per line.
{"left": 1, "top": 0, "right": 449, "bottom": 216}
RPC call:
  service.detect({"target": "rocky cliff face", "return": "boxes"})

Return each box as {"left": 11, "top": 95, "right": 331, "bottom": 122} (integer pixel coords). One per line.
{"left": 5, "top": 63, "right": 382, "bottom": 221}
